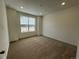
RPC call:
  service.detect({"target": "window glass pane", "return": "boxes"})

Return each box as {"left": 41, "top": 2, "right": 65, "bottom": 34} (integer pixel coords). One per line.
{"left": 21, "top": 27, "right": 28, "bottom": 32}
{"left": 29, "top": 17, "right": 35, "bottom": 31}
{"left": 29, "top": 17, "right": 35, "bottom": 25}
{"left": 20, "top": 16, "right": 28, "bottom": 25}
{"left": 20, "top": 16, "right": 29, "bottom": 33}
{"left": 20, "top": 15, "right": 36, "bottom": 33}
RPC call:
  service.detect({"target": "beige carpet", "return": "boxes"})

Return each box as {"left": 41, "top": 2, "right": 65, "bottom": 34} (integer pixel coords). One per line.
{"left": 7, "top": 36, "right": 77, "bottom": 59}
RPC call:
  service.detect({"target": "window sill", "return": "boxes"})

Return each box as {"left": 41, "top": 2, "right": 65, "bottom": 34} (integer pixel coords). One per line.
{"left": 21, "top": 31, "right": 36, "bottom": 34}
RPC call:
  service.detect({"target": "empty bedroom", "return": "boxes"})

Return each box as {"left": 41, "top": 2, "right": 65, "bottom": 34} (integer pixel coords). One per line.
{"left": 0, "top": 0, "right": 79, "bottom": 59}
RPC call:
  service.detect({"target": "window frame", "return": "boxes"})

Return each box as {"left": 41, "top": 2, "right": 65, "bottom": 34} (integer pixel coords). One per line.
{"left": 20, "top": 15, "right": 37, "bottom": 33}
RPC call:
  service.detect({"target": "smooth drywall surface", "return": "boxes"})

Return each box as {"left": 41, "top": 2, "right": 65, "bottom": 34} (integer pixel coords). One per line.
{"left": 6, "top": 7, "right": 42, "bottom": 42}
{"left": 43, "top": 5, "right": 79, "bottom": 46}
{"left": 37, "top": 16, "right": 43, "bottom": 35}
{"left": 76, "top": 41, "right": 79, "bottom": 59}
{"left": 0, "top": 0, "right": 9, "bottom": 59}
{"left": 7, "top": 7, "right": 19, "bottom": 42}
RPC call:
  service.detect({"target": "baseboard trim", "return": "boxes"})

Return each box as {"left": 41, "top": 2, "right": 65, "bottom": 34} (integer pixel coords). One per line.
{"left": 42, "top": 35, "right": 77, "bottom": 47}
{"left": 10, "top": 35, "right": 42, "bottom": 43}
{"left": 19, "top": 35, "right": 37, "bottom": 40}
{"left": 10, "top": 39, "right": 19, "bottom": 43}
{"left": 10, "top": 35, "right": 77, "bottom": 48}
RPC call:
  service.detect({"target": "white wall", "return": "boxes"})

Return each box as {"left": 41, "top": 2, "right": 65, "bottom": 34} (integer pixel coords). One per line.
{"left": 0, "top": 0, "right": 9, "bottom": 59}
{"left": 7, "top": 7, "right": 19, "bottom": 42}
{"left": 6, "top": 7, "right": 42, "bottom": 42}
{"left": 76, "top": 41, "right": 79, "bottom": 59}
{"left": 37, "top": 16, "right": 43, "bottom": 35}
{"left": 43, "top": 5, "right": 79, "bottom": 46}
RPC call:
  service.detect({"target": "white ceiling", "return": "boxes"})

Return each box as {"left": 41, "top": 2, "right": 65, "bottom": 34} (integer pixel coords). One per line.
{"left": 5, "top": 0, "right": 79, "bottom": 16}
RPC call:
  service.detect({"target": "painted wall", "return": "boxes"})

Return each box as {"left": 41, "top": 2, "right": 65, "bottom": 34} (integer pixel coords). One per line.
{"left": 76, "top": 41, "right": 79, "bottom": 59}
{"left": 7, "top": 7, "right": 19, "bottom": 42}
{"left": 37, "top": 16, "right": 43, "bottom": 35}
{"left": 0, "top": 0, "right": 9, "bottom": 59}
{"left": 6, "top": 7, "right": 42, "bottom": 42}
{"left": 43, "top": 5, "right": 79, "bottom": 46}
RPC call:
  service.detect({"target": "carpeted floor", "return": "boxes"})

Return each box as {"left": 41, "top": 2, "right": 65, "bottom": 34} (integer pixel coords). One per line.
{"left": 7, "top": 36, "right": 77, "bottom": 59}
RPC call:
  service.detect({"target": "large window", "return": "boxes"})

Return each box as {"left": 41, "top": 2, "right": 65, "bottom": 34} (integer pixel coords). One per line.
{"left": 20, "top": 15, "right": 36, "bottom": 33}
